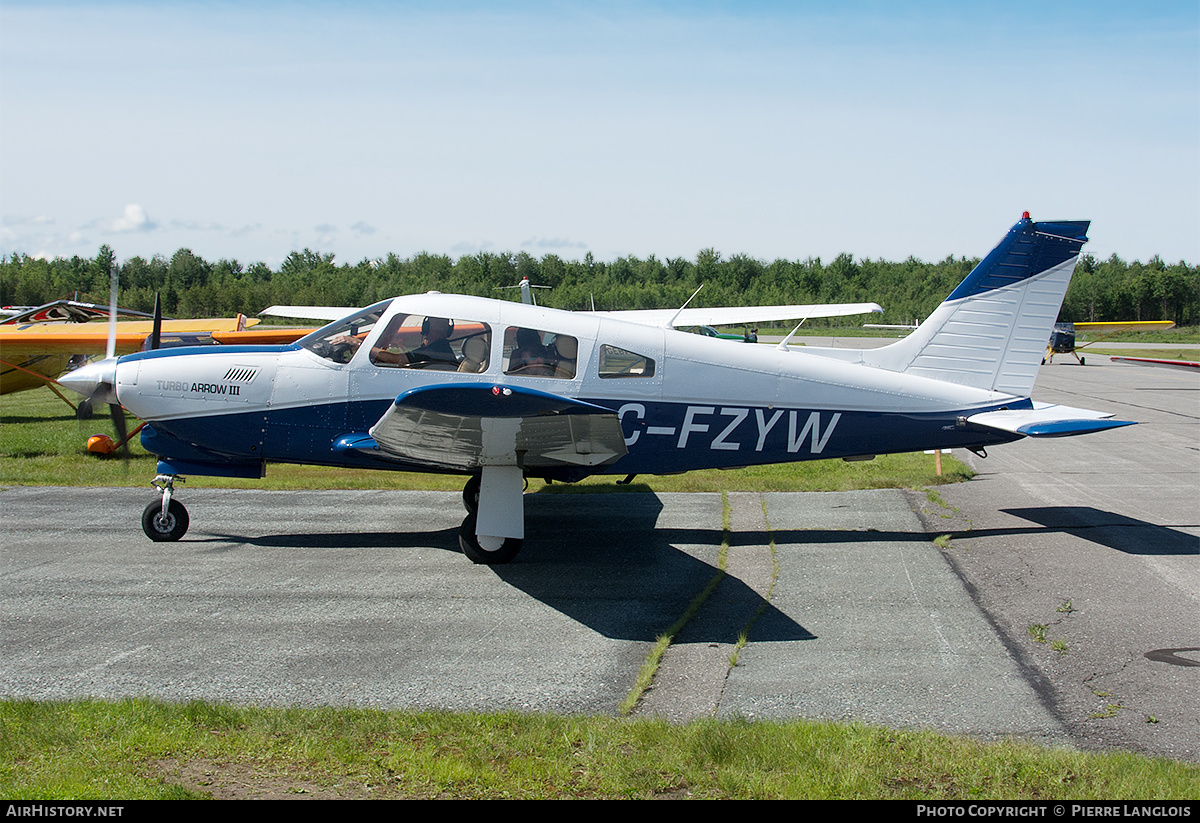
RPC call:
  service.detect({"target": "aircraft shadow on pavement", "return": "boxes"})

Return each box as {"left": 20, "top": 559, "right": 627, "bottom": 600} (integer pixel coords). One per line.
{"left": 999, "top": 507, "right": 1199, "bottom": 556}
{"left": 206, "top": 528, "right": 462, "bottom": 551}
{"left": 194, "top": 493, "right": 954, "bottom": 643}
{"left": 494, "top": 494, "right": 817, "bottom": 642}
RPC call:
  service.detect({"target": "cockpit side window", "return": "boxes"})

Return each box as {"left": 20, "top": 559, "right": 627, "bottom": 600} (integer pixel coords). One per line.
{"left": 503, "top": 327, "right": 577, "bottom": 378}
{"left": 297, "top": 303, "right": 389, "bottom": 364}
{"left": 598, "top": 344, "right": 656, "bottom": 378}
{"left": 370, "top": 315, "right": 492, "bottom": 372}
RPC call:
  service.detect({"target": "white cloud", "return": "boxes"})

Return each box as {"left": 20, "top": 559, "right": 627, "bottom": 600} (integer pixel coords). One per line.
{"left": 229, "top": 223, "right": 262, "bottom": 238}
{"left": 2, "top": 214, "right": 55, "bottom": 228}
{"left": 169, "top": 219, "right": 224, "bottom": 232}
{"left": 523, "top": 237, "right": 588, "bottom": 251}
{"left": 109, "top": 204, "right": 157, "bottom": 233}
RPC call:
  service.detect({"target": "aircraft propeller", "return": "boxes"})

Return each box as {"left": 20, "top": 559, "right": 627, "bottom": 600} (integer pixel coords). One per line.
{"left": 76, "top": 275, "right": 162, "bottom": 457}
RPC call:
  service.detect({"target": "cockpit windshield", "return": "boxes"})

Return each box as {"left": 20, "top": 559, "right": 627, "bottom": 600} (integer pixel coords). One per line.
{"left": 297, "top": 300, "right": 393, "bottom": 364}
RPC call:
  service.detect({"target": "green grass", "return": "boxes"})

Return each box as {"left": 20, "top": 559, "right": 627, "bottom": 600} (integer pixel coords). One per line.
{"left": 0, "top": 386, "right": 973, "bottom": 491}
{"left": 2, "top": 699, "right": 1195, "bottom": 800}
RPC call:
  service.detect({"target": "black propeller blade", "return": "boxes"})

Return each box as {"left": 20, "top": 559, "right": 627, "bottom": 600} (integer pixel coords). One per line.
{"left": 147, "top": 293, "right": 162, "bottom": 352}
{"left": 107, "top": 390, "right": 130, "bottom": 458}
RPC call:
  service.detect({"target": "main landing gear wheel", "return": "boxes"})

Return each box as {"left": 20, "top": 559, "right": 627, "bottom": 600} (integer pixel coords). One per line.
{"left": 142, "top": 498, "right": 189, "bottom": 542}
{"left": 458, "top": 512, "right": 522, "bottom": 564}
{"left": 462, "top": 474, "right": 480, "bottom": 514}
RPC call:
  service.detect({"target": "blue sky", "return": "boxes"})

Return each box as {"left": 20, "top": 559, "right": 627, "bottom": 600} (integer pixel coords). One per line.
{"left": 1, "top": 1, "right": 1197, "bottom": 269}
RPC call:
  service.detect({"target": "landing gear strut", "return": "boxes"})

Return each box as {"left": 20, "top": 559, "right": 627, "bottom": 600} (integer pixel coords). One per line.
{"left": 143, "top": 474, "right": 189, "bottom": 541}
{"left": 458, "top": 469, "right": 524, "bottom": 564}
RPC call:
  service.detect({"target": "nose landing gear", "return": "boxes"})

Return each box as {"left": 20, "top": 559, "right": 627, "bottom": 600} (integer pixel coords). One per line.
{"left": 143, "top": 474, "right": 189, "bottom": 541}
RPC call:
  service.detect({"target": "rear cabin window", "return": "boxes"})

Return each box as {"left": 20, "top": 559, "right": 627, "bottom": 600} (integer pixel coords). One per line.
{"left": 598, "top": 345, "right": 655, "bottom": 378}
{"left": 502, "top": 327, "right": 578, "bottom": 378}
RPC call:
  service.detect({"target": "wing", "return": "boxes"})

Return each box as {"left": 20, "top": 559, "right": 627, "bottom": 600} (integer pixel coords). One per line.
{"left": 1072, "top": 321, "right": 1176, "bottom": 333}
{"left": 595, "top": 302, "right": 883, "bottom": 329}
{"left": 1110, "top": 356, "right": 1199, "bottom": 371}
{"left": 0, "top": 318, "right": 253, "bottom": 357}
{"left": 964, "top": 402, "right": 1135, "bottom": 438}
{"left": 1071, "top": 320, "right": 1176, "bottom": 349}
{"left": 260, "top": 305, "right": 361, "bottom": 322}
{"left": 0, "top": 299, "right": 156, "bottom": 325}
{"left": 210, "top": 328, "right": 314, "bottom": 345}
{"left": 339, "top": 383, "right": 627, "bottom": 472}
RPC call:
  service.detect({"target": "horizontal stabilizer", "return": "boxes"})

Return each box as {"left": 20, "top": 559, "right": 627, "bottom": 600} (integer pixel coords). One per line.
{"left": 965, "top": 403, "right": 1135, "bottom": 438}
{"left": 368, "top": 383, "right": 627, "bottom": 471}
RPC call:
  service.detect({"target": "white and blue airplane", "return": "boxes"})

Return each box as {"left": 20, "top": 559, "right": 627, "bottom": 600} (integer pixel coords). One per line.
{"left": 61, "top": 214, "right": 1133, "bottom": 563}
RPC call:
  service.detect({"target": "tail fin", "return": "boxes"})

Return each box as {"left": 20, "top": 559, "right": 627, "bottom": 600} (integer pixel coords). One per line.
{"left": 863, "top": 215, "right": 1090, "bottom": 396}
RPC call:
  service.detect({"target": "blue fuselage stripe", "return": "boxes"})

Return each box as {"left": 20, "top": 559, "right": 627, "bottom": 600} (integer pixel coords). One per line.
{"left": 143, "top": 396, "right": 1027, "bottom": 478}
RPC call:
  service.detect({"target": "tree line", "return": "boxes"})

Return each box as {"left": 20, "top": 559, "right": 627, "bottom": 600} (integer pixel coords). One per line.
{"left": 2, "top": 244, "right": 1196, "bottom": 327}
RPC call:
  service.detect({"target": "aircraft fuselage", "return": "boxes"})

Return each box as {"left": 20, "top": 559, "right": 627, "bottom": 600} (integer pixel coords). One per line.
{"left": 113, "top": 292, "right": 1023, "bottom": 481}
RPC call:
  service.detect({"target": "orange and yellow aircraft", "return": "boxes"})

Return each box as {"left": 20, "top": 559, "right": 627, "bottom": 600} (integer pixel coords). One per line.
{"left": 0, "top": 300, "right": 312, "bottom": 405}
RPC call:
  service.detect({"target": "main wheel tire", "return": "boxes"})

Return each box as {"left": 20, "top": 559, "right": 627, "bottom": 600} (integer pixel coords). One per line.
{"left": 462, "top": 474, "right": 481, "bottom": 514}
{"left": 458, "top": 513, "right": 521, "bottom": 564}
{"left": 142, "top": 498, "right": 189, "bottom": 542}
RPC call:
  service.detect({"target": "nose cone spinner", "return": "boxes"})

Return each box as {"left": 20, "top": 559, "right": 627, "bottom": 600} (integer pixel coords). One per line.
{"left": 58, "top": 357, "right": 119, "bottom": 405}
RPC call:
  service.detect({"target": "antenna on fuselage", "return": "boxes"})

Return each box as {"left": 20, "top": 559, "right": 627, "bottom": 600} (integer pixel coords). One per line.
{"left": 496, "top": 277, "right": 551, "bottom": 306}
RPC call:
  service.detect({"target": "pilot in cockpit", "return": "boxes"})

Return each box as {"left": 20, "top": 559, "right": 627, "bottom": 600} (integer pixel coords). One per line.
{"left": 334, "top": 315, "right": 459, "bottom": 370}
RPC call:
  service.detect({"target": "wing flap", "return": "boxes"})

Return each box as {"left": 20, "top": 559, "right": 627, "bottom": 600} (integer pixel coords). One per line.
{"left": 965, "top": 402, "right": 1135, "bottom": 438}
{"left": 366, "top": 383, "right": 627, "bottom": 471}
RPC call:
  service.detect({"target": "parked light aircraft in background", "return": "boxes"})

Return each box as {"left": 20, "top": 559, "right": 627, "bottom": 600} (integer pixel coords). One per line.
{"left": 60, "top": 214, "right": 1134, "bottom": 564}
{"left": 0, "top": 300, "right": 311, "bottom": 403}
{"left": 1043, "top": 319, "right": 1176, "bottom": 365}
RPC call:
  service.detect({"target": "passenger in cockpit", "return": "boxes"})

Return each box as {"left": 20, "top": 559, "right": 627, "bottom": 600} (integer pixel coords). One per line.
{"left": 506, "top": 327, "right": 553, "bottom": 375}
{"left": 393, "top": 316, "right": 457, "bottom": 369}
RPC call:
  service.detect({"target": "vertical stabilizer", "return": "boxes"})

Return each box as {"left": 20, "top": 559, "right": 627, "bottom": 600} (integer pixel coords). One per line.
{"left": 863, "top": 215, "right": 1089, "bottom": 397}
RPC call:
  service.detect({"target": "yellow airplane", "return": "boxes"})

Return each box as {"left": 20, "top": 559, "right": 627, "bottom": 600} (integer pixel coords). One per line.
{"left": 0, "top": 302, "right": 311, "bottom": 404}
{"left": 1043, "top": 320, "right": 1176, "bottom": 365}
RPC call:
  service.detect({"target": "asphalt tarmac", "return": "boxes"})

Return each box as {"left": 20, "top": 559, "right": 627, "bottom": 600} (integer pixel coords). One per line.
{"left": 2, "top": 356, "right": 1196, "bottom": 763}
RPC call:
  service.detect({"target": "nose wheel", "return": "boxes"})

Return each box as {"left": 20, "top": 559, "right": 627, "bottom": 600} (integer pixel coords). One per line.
{"left": 143, "top": 474, "right": 189, "bottom": 541}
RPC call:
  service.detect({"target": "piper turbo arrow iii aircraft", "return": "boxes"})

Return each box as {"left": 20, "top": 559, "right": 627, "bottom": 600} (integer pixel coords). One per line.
{"left": 60, "top": 214, "right": 1134, "bottom": 563}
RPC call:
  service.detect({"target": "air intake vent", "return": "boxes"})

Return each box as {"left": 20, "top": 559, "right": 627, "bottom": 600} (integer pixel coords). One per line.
{"left": 223, "top": 366, "right": 260, "bottom": 383}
